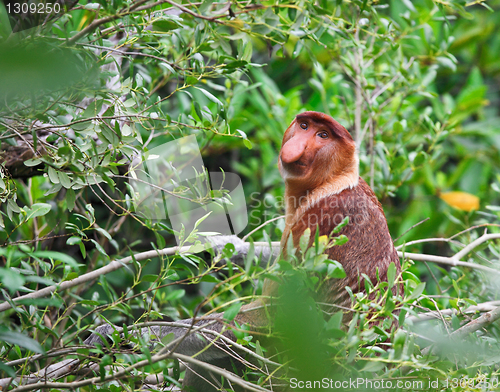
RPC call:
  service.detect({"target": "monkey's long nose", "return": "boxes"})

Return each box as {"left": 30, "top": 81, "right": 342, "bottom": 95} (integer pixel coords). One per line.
{"left": 280, "top": 138, "right": 306, "bottom": 164}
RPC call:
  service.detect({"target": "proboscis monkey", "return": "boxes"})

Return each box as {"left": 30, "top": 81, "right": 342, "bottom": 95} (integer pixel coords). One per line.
{"left": 276, "top": 111, "right": 401, "bottom": 309}
{"left": 85, "top": 111, "right": 401, "bottom": 391}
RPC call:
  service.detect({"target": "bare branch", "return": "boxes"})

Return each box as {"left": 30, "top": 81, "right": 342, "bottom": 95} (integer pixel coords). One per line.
{"left": 399, "top": 251, "right": 500, "bottom": 275}
{"left": 67, "top": 0, "right": 151, "bottom": 44}
{"left": 452, "top": 233, "right": 500, "bottom": 261}
{"left": 352, "top": 28, "right": 363, "bottom": 145}
{"left": 451, "top": 304, "right": 500, "bottom": 338}
{"left": 3, "top": 230, "right": 499, "bottom": 313}
{"left": 406, "top": 301, "right": 500, "bottom": 323}
{"left": 0, "top": 245, "right": 194, "bottom": 312}
{"left": 421, "top": 305, "right": 500, "bottom": 356}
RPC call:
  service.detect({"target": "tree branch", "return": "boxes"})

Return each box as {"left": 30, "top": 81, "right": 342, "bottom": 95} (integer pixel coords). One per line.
{"left": 406, "top": 300, "right": 500, "bottom": 323}
{"left": 0, "top": 245, "right": 193, "bottom": 312}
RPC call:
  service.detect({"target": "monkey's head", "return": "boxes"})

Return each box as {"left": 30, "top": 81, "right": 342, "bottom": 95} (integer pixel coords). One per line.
{"left": 279, "top": 112, "right": 358, "bottom": 193}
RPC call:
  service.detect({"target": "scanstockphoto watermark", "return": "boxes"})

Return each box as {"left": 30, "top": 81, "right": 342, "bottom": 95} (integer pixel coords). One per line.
{"left": 290, "top": 378, "right": 432, "bottom": 390}
{"left": 289, "top": 377, "right": 500, "bottom": 390}
{"left": 129, "top": 135, "right": 248, "bottom": 248}
{"left": 129, "top": 135, "right": 382, "bottom": 248}
{"left": 2, "top": 0, "right": 72, "bottom": 33}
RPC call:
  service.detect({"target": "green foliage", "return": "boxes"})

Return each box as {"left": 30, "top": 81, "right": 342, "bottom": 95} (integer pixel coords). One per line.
{"left": 0, "top": 0, "right": 500, "bottom": 391}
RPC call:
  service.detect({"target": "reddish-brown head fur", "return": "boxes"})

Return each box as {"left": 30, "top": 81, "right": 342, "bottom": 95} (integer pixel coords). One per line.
{"left": 278, "top": 112, "right": 359, "bottom": 215}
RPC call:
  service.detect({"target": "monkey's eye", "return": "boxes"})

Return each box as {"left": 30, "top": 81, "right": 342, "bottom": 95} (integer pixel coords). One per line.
{"left": 300, "top": 122, "right": 308, "bottom": 130}
{"left": 317, "top": 131, "right": 329, "bottom": 139}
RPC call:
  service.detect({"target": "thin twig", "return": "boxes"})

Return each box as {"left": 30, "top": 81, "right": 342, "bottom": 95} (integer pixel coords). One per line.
{"left": 421, "top": 305, "right": 500, "bottom": 356}
{"left": 242, "top": 215, "right": 284, "bottom": 241}
{"left": 0, "top": 245, "right": 195, "bottom": 312}
{"left": 394, "top": 217, "right": 430, "bottom": 243}
{"left": 399, "top": 251, "right": 500, "bottom": 275}
{"left": 68, "top": 0, "right": 151, "bottom": 44}
{"left": 164, "top": 0, "right": 223, "bottom": 23}
{"left": 369, "top": 118, "right": 375, "bottom": 189}
{"left": 452, "top": 233, "right": 500, "bottom": 261}
{"left": 352, "top": 28, "right": 363, "bottom": 145}
{"left": 395, "top": 236, "right": 462, "bottom": 250}
{"left": 407, "top": 301, "right": 500, "bottom": 323}
{"left": 451, "top": 304, "right": 500, "bottom": 338}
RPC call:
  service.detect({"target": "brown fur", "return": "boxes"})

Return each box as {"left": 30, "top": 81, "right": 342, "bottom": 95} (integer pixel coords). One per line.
{"left": 286, "top": 178, "right": 401, "bottom": 308}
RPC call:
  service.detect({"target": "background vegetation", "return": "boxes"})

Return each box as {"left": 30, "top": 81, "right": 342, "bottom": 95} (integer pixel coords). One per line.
{"left": 0, "top": 0, "right": 499, "bottom": 390}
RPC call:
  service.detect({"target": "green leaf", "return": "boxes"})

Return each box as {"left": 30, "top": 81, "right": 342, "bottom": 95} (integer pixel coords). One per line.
{"left": 223, "top": 60, "right": 247, "bottom": 70}
{"left": 299, "top": 227, "right": 311, "bottom": 253}
{"left": 398, "top": 309, "right": 407, "bottom": 325}
{"left": 95, "top": 227, "right": 112, "bottom": 241}
{"left": 83, "top": 2, "right": 101, "bottom": 10}
{"left": 25, "top": 203, "right": 52, "bottom": 220}
{"left": 165, "top": 289, "right": 186, "bottom": 301}
{"left": 413, "top": 151, "right": 427, "bottom": 167}
{"left": 0, "top": 267, "right": 26, "bottom": 292}
{"left": 437, "top": 56, "right": 456, "bottom": 72}
{"left": 452, "top": 279, "right": 460, "bottom": 296}
{"left": 0, "top": 331, "right": 45, "bottom": 354}
{"left": 195, "top": 87, "right": 223, "bottom": 106}
{"left": 223, "top": 302, "right": 242, "bottom": 321}
{"left": 332, "top": 216, "right": 349, "bottom": 233}
{"left": 48, "top": 166, "right": 59, "bottom": 184}
{"left": 360, "top": 360, "right": 385, "bottom": 372}
{"left": 193, "top": 101, "right": 203, "bottom": 121}
{"left": 332, "top": 235, "right": 348, "bottom": 246}
{"left": 91, "top": 239, "right": 108, "bottom": 257}
{"left": 8, "top": 199, "right": 21, "bottom": 213}
{"left": 142, "top": 274, "right": 159, "bottom": 282}
{"left": 241, "top": 42, "right": 253, "bottom": 62}
{"left": 16, "top": 297, "right": 62, "bottom": 307}
{"left": 30, "top": 250, "right": 79, "bottom": 269}
{"left": 407, "top": 282, "right": 426, "bottom": 301}
{"left": 200, "top": 275, "right": 219, "bottom": 283}
{"left": 122, "top": 98, "right": 135, "bottom": 107}
{"left": 59, "top": 171, "right": 72, "bottom": 188}
{"left": 152, "top": 16, "right": 182, "bottom": 32}
{"left": 393, "top": 121, "right": 403, "bottom": 133}
{"left": 387, "top": 262, "right": 396, "bottom": 288}
{"left": 244, "top": 241, "right": 255, "bottom": 275}
{"left": 0, "top": 361, "right": 15, "bottom": 377}
{"left": 79, "top": 242, "right": 86, "bottom": 259}
{"left": 24, "top": 158, "right": 42, "bottom": 167}
{"left": 66, "top": 188, "right": 76, "bottom": 211}
{"left": 81, "top": 300, "right": 101, "bottom": 306}
{"left": 326, "top": 260, "right": 346, "bottom": 279}
{"left": 326, "top": 311, "right": 343, "bottom": 330}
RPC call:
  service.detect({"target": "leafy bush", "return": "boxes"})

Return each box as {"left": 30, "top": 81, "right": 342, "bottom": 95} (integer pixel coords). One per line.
{"left": 1, "top": 0, "right": 499, "bottom": 391}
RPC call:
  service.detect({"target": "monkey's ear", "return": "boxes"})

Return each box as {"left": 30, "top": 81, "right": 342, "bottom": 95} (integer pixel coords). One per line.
{"left": 206, "top": 235, "right": 278, "bottom": 267}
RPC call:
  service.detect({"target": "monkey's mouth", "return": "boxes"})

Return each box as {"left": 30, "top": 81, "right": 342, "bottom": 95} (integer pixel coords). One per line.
{"left": 281, "top": 159, "right": 309, "bottom": 177}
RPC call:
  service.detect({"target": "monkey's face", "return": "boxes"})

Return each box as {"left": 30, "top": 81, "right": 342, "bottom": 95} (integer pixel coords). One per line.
{"left": 278, "top": 112, "right": 356, "bottom": 189}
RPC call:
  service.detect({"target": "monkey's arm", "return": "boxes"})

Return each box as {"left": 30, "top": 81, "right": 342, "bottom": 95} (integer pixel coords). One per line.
{"left": 83, "top": 317, "right": 235, "bottom": 361}
{"left": 83, "top": 236, "right": 274, "bottom": 360}
{"left": 207, "top": 235, "right": 279, "bottom": 267}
